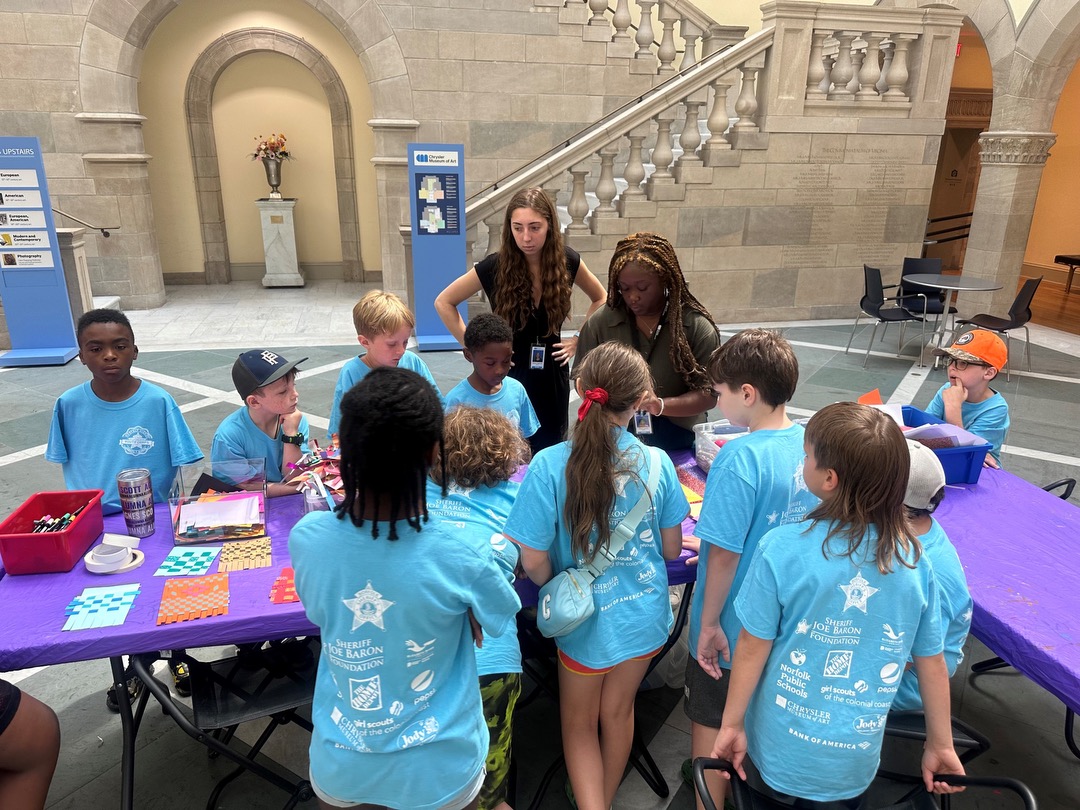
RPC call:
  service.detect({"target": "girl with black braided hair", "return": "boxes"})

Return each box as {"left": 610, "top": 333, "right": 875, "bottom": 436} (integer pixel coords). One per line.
{"left": 289, "top": 367, "right": 520, "bottom": 810}
{"left": 575, "top": 232, "right": 721, "bottom": 451}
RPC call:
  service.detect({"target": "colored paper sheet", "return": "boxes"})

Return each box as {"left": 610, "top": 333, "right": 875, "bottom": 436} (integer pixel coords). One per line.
{"left": 154, "top": 546, "right": 221, "bottom": 577}
{"left": 63, "top": 584, "right": 141, "bottom": 631}
{"left": 218, "top": 537, "right": 272, "bottom": 573}
{"left": 270, "top": 567, "right": 299, "bottom": 604}
{"left": 157, "top": 572, "right": 230, "bottom": 625}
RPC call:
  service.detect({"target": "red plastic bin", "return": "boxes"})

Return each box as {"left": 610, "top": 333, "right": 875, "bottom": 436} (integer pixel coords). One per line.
{"left": 0, "top": 490, "right": 104, "bottom": 575}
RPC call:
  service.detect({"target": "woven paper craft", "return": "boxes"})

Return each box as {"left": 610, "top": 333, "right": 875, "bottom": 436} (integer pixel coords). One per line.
{"left": 63, "top": 584, "right": 141, "bottom": 631}
{"left": 154, "top": 546, "right": 221, "bottom": 577}
{"left": 270, "top": 567, "right": 299, "bottom": 604}
{"left": 157, "top": 572, "right": 229, "bottom": 625}
{"left": 218, "top": 537, "right": 272, "bottom": 573}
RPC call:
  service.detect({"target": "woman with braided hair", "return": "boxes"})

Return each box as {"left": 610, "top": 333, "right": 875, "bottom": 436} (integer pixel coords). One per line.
{"left": 435, "top": 188, "right": 606, "bottom": 455}
{"left": 575, "top": 232, "right": 721, "bottom": 450}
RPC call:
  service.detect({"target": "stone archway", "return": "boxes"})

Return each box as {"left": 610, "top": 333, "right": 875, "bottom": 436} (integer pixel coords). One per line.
{"left": 185, "top": 29, "right": 361, "bottom": 283}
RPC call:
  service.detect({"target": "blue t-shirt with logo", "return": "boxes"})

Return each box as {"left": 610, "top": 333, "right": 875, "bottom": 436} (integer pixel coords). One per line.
{"left": 426, "top": 476, "right": 522, "bottom": 676}
{"left": 735, "top": 520, "right": 943, "bottom": 802}
{"left": 690, "top": 424, "right": 818, "bottom": 662}
{"left": 328, "top": 352, "right": 444, "bottom": 438}
{"left": 46, "top": 380, "right": 204, "bottom": 514}
{"left": 445, "top": 377, "right": 540, "bottom": 439}
{"left": 926, "top": 384, "right": 1009, "bottom": 463}
{"left": 211, "top": 407, "right": 310, "bottom": 484}
{"left": 289, "top": 512, "right": 520, "bottom": 809}
{"left": 892, "top": 518, "right": 972, "bottom": 710}
{"left": 504, "top": 429, "right": 689, "bottom": 669}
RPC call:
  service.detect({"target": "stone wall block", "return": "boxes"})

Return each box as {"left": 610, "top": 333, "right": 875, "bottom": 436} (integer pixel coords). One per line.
{"left": 26, "top": 13, "right": 86, "bottom": 46}
{"left": 4, "top": 44, "right": 79, "bottom": 80}
{"left": 368, "top": 75, "right": 415, "bottom": 119}
{"left": 745, "top": 206, "right": 812, "bottom": 245}
{"left": 472, "top": 33, "right": 527, "bottom": 63}
{"left": 79, "top": 64, "right": 138, "bottom": 112}
{"left": 0, "top": 12, "right": 28, "bottom": 44}
{"left": 0, "top": 82, "right": 38, "bottom": 111}
{"left": 365, "top": 36, "right": 408, "bottom": 80}
{"left": 438, "top": 30, "right": 475, "bottom": 60}
{"left": 396, "top": 29, "right": 440, "bottom": 58}
{"left": 751, "top": 266, "right": 798, "bottom": 308}
{"left": 412, "top": 58, "right": 463, "bottom": 91}
{"left": 348, "top": 1, "right": 396, "bottom": 49}
{"left": 414, "top": 8, "right": 558, "bottom": 36}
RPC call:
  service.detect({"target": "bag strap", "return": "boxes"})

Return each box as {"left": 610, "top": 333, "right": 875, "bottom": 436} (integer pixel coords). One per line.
{"left": 584, "top": 446, "right": 663, "bottom": 578}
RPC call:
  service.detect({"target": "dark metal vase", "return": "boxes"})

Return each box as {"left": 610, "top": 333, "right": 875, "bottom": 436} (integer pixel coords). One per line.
{"left": 263, "top": 158, "right": 283, "bottom": 199}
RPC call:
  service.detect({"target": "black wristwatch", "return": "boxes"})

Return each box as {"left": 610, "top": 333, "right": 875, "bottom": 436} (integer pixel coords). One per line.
{"left": 282, "top": 432, "right": 305, "bottom": 446}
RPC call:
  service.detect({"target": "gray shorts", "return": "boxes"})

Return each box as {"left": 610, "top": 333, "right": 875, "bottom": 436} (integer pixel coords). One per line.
{"left": 682, "top": 654, "right": 731, "bottom": 728}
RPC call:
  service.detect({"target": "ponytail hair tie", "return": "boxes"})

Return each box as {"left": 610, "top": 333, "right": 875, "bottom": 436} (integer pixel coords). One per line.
{"left": 576, "top": 387, "right": 610, "bottom": 421}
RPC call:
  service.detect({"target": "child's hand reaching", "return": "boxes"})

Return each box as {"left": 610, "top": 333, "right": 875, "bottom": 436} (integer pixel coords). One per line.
{"left": 697, "top": 625, "right": 731, "bottom": 680}
{"left": 467, "top": 608, "right": 484, "bottom": 648}
{"left": 682, "top": 534, "right": 701, "bottom": 565}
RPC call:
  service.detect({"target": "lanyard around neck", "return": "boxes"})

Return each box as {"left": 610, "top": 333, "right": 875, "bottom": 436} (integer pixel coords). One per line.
{"left": 629, "top": 301, "right": 669, "bottom": 364}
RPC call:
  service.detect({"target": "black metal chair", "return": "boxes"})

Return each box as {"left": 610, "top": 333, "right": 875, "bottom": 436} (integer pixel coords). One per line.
{"left": 845, "top": 265, "right": 926, "bottom": 367}
{"left": 968, "top": 478, "right": 1078, "bottom": 760}
{"left": 955, "top": 276, "right": 1042, "bottom": 380}
{"left": 130, "top": 640, "right": 318, "bottom": 810}
{"left": 893, "top": 257, "right": 957, "bottom": 338}
{"left": 693, "top": 758, "right": 1038, "bottom": 810}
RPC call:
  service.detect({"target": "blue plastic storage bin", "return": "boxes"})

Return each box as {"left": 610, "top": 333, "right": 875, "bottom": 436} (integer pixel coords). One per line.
{"left": 901, "top": 405, "right": 991, "bottom": 485}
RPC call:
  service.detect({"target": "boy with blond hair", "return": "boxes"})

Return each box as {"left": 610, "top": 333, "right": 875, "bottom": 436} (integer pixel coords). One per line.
{"left": 928, "top": 328, "right": 1010, "bottom": 467}
{"left": 684, "top": 328, "right": 819, "bottom": 807}
{"left": 327, "top": 290, "right": 443, "bottom": 438}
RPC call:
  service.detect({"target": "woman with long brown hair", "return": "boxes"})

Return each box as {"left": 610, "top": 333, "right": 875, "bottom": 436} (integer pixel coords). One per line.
{"left": 435, "top": 188, "right": 605, "bottom": 454}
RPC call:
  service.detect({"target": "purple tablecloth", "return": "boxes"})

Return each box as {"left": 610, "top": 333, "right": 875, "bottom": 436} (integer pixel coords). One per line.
{"left": 933, "top": 468, "right": 1080, "bottom": 713}
{"left": 0, "top": 496, "right": 317, "bottom": 671}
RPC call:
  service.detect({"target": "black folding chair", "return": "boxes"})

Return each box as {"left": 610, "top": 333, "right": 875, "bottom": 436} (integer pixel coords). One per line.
{"left": 130, "top": 638, "right": 318, "bottom": 810}
{"left": 955, "top": 276, "right": 1042, "bottom": 380}
{"left": 845, "top": 265, "right": 926, "bottom": 367}
{"left": 693, "top": 758, "right": 1038, "bottom": 810}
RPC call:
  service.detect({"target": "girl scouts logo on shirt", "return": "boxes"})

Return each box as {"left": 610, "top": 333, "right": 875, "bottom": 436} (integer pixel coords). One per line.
{"left": 344, "top": 581, "right": 394, "bottom": 630}
{"left": 119, "top": 426, "right": 155, "bottom": 456}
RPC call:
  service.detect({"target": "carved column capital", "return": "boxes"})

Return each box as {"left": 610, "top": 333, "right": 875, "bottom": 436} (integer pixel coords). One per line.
{"left": 978, "top": 131, "right": 1057, "bottom": 165}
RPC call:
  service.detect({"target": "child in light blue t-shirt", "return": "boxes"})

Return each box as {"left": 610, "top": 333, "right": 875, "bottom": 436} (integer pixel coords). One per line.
{"left": 686, "top": 328, "right": 819, "bottom": 803}
{"left": 713, "top": 403, "right": 965, "bottom": 806}
{"left": 427, "top": 405, "right": 531, "bottom": 810}
{"left": 290, "top": 367, "right": 520, "bottom": 810}
{"left": 893, "top": 441, "right": 972, "bottom": 711}
{"left": 327, "top": 290, "right": 443, "bottom": 438}
{"left": 445, "top": 312, "right": 539, "bottom": 440}
{"left": 506, "top": 341, "right": 688, "bottom": 810}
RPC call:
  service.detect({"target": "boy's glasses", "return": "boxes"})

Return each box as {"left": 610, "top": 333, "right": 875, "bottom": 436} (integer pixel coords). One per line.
{"left": 946, "top": 357, "right": 989, "bottom": 371}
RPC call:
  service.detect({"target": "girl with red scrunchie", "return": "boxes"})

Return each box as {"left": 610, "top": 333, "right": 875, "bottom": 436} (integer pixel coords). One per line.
{"left": 504, "top": 341, "right": 690, "bottom": 810}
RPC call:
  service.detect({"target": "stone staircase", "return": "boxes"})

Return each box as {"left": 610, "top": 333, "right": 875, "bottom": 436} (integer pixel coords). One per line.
{"left": 462, "top": 0, "right": 965, "bottom": 326}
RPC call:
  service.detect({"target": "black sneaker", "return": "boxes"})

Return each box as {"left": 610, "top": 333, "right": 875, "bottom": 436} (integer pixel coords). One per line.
{"left": 169, "top": 660, "right": 191, "bottom": 698}
{"left": 105, "top": 674, "right": 143, "bottom": 713}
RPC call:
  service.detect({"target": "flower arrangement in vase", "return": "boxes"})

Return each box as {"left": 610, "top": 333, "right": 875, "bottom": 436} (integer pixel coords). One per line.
{"left": 251, "top": 134, "right": 291, "bottom": 199}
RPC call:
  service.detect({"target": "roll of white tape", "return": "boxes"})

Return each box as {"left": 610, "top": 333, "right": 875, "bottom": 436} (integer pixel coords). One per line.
{"left": 84, "top": 543, "right": 146, "bottom": 575}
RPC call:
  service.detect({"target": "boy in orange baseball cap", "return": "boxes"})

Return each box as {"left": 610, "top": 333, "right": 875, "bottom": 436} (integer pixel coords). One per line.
{"left": 927, "top": 329, "right": 1009, "bottom": 467}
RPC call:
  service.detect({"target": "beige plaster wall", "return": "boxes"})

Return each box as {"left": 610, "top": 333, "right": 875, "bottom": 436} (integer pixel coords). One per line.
{"left": 137, "top": 0, "right": 378, "bottom": 278}
{"left": 214, "top": 54, "right": 340, "bottom": 266}
{"left": 953, "top": 29, "right": 993, "bottom": 87}
{"left": 1025, "top": 61, "right": 1080, "bottom": 272}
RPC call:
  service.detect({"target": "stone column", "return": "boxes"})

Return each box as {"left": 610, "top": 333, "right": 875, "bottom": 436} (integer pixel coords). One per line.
{"left": 56, "top": 228, "right": 94, "bottom": 319}
{"left": 369, "top": 119, "right": 420, "bottom": 297}
{"left": 956, "top": 131, "right": 1056, "bottom": 316}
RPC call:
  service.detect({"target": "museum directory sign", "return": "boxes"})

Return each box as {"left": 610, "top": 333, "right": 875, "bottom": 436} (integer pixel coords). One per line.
{"left": 408, "top": 143, "right": 464, "bottom": 351}
{"left": 0, "top": 136, "right": 78, "bottom": 366}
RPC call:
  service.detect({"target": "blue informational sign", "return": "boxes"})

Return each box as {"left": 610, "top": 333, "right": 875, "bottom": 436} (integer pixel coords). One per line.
{"left": 0, "top": 137, "right": 78, "bottom": 366}
{"left": 408, "top": 143, "right": 465, "bottom": 351}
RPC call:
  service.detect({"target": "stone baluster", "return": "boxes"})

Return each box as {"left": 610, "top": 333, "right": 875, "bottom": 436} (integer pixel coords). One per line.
{"left": 592, "top": 143, "right": 620, "bottom": 224}
{"left": 876, "top": 41, "right": 894, "bottom": 95}
{"left": 587, "top": 0, "right": 607, "bottom": 27}
{"left": 542, "top": 180, "right": 563, "bottom": 212}
{"left": 847, "top": 45, "right": 865, "bottom": 95}
{"left": 857, "top": 34, "right": 886, "bottom": 100}
{"left": 827, "top": 31, "right": 857, "bottom": 100}
{"left": 733, "top": 65, "right": 761, "bottom": 133}
{"left": 679, "top": 17, "right": 702, "bottom": 72}
{"left": 611, "top": 0, "right": 633, "bottom": 44}
{"left": 883, "top": 34, "right": 918, "bottom": 102}
{"left": 656, "top": 1, "right": 679, "bottom": 74}
{"left": 635, "top": 0, "right": 657, "bottom": 59}
{"left": 806, "top": 30, "right": 828, "bottom": 100}
{"left": 650, "top": 110, "right": 676, "bottom": 181}
{"left": 465, "top": 222, "right": 478, "bottom": 266}
{"left": 566, "top": 164, "right": 592, "bottom": 236}
{"left": 676, "top": 100, "right": 703, "bottom": 167}
{"left": 702, "top": 77, "right": 733, "bottom": 163}
{"left": 820, "top": 53, "right": 836, "bottom": 95}
{"left": 621, "top": 125, "right": 650, "bottom": 201}
{"left": 483, "top": 211, "right": 503, "bottom": 257}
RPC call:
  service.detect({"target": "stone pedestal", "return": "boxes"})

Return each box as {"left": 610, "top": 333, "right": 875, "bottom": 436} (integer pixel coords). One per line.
{"left": 255, "top": 199, "right": 304, "bottom": 287}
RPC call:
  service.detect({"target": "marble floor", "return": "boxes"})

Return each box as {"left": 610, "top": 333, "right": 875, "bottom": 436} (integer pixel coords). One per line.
{"left": 1, "top": 280, "right": 1078, "bottom": 809}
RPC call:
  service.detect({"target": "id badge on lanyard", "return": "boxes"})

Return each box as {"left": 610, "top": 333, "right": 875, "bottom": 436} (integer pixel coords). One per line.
{"left": 633, "top": 410, "right": 653, "bottom": 435}
{"left": 530, "top": 343, "right": 546, "bottom": 370}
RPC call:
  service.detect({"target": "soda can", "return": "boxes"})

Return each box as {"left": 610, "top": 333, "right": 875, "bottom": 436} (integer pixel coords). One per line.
{"left": 116, "top": 468, "right": 155, "bottom": 538}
